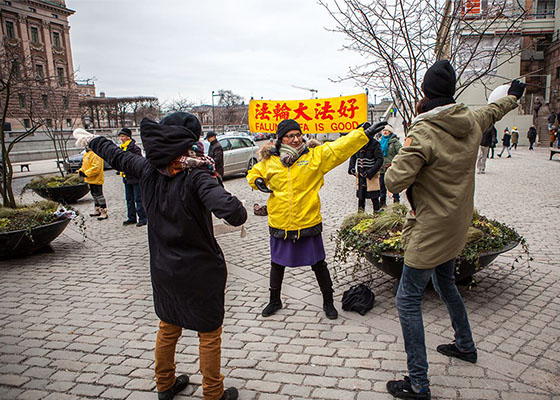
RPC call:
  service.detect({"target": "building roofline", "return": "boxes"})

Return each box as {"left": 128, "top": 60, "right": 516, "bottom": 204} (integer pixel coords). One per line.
{"left": 23, "top": 0, "right": 75, "bottom": 16}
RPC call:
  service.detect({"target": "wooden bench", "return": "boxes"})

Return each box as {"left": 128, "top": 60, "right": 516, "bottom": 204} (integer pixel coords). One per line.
{"left": 551, "top": 147, "right": 560, "bottom": 160}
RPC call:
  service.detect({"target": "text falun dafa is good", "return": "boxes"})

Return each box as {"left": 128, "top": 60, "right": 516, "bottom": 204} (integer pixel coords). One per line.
{"left": 249, "top": 93, "right": 367, "bottom": 134}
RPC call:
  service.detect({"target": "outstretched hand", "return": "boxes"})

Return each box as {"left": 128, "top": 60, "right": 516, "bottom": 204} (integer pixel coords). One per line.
{"left": 508, "top": 80, "right": 526, "bottom": 100}
{"left": 364, "top": 121, "right": 388, "bottom": 139}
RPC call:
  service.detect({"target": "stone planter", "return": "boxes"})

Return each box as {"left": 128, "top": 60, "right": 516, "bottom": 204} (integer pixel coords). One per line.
{"left": 32, "top": 183, "right": 89, "bottom": 204}
{"left": 0, "top": 219, "right": 71, "bottom": 260}
{"left": 365, "top": 240, "right": 520, "bottom": 283}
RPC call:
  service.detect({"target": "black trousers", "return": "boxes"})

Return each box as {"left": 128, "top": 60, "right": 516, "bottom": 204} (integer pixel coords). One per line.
{"left": 89, "top": 184, "right": 106, "bottom": 208}
{"left": 270, "top": 260, "right": 333, "bottom": 295}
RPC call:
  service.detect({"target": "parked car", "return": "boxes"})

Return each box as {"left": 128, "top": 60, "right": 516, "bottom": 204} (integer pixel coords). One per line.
{"left": 253, "top": 132, "right": 267, "bottom": 141}
{"left": 203, "top": 135, "right": 258, "bottom": 177}
{"left": 64, "top": 150, "right": 113, "bottom": 173}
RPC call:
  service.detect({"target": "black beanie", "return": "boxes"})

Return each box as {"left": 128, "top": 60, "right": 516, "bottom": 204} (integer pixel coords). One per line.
{"left": 118, "top": 127, "right": 132, "bottom": 137}
{"left": 421, "top": 60, "right": 456, "bottom": 112}
{"left": 276, "top": 119, "right": 301, "bottom": 142}
{"left": 160, "top": 112, "right": 202, "bottom": 140}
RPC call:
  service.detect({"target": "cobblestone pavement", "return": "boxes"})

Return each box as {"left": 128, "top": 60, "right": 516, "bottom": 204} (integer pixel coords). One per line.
{"left": 1, "top": 146, "right": 559, "bottom": 399}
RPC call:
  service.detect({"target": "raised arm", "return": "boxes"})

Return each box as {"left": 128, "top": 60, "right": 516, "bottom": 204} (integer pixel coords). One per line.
{"left": 193, "top": 170, "right": 247, "bottom": 226}
{"left": 318, "top": 128, "right": 369, "bottom": 174}
{"left": 89, "top": 136, "right": 150, "bottom": 179}
{"left": 472, "top": 96, "right": 518, "bottom": 133}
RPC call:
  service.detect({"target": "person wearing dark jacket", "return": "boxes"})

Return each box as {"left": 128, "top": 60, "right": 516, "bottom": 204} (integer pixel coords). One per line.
{"left": 527, "top": 125, "right": 537, "bottom": 150}
{"left": 73, "top": 112, "right": 246, "bottom": 400}
{"left": 117, "top": 128, "right": 147, "bottom": 227}
{"left": 206, "top": 131, "right": 224, "bottom": 177}
{"left": 489, "top": 127, "right": 498, "bottom": 158}
{"left": 498, "top": 128, "right": 512, "bottom": 158}
{"left": 348, "top": 136, "right": 384, "bottom": 212}
{"left": 384, "top": 59, "right": 525, "bottom": 399}
{"left": 477, "top": 126, "right": 495, "bottom": 174}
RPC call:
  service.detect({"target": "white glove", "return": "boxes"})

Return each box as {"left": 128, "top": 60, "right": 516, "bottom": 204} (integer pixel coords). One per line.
{"left": 73, "top": 128, "right": 97, "bottom": 148}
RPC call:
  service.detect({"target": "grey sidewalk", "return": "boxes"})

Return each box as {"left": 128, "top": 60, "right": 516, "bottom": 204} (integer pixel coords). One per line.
{"left": 1, "top": 146, "right": 559, "bottom": 399}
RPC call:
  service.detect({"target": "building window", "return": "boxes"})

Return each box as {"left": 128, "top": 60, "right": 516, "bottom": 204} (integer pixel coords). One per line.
{"left": 57, "top": 67, "right": 64, "bottom": 85}
{"left": 23, "top": 119, "right": 30, "bottom": 129}
{"left": 5, "top": 21, "right": 15, "bottom": 39}
{"left": 29, "top": 7, "right": 36, "bottom": 12}
{"left": 35, "top": 64, "right": 44, "bottom": 80}
{"left": 52, "top": 31, "right": 60, "bottom": 47}
{"left": 5, "top": 1, "right": 12, "bottom": 5}
{"left": 66, "top": 118, "right": 71, "bottom": 128}
{"left": 30, "top": 27, "right": 39, "bottom": 43}
{"left": 42, "top": 94, "right": 48, "bottom": 108}
{"left": 62, "top": 95, "right": 69, "bottom": 110}
{"left": 46, "top": 119, "right": 53, "bottom": 128}
{"left": 18, "top": 93, "right": 25, "bottom": 108}
{"left": 11, "top": 60, "right": 20, "bottom": 78}
{"left": 557, "top": 67, "right": 560, "bottom": 79}
{"left": 52, "top": 14, "right": 58, "bottom": 19}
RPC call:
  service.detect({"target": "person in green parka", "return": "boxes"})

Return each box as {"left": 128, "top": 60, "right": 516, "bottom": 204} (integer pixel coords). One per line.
{"left": 383, "top": 60, "right": 525, "bottom": 400}
{"left": 379, "top": 124, "right": 402, "bottom": 207}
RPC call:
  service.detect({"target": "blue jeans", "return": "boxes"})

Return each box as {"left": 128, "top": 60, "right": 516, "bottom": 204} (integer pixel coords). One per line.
{"left": 124, "top": 183, "right": 146, "bottom": 223}
{"left": 396, "top": 258, "right": 475, "bottom": 389}
{"left": 379, "top": 173, "right": 400, "bottom": 204}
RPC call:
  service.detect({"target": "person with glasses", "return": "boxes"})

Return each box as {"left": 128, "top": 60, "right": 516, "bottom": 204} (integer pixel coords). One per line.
{"left": 247, "top": 118, "right": 387, "bottom": 320}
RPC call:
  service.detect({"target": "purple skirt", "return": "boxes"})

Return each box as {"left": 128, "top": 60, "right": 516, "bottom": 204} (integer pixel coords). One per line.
{"left": 270, "top": 234, "right": 325, "bottom": 267}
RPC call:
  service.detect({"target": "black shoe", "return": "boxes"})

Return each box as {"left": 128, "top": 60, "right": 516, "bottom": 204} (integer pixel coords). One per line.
{"left": 122, "top": 220, "right": 136, "bottom": 226}
{"left": 136, "top": 221, "right": 147, "bottom": 227}
{"left": 262, "top": 300, "right": 282, "bottom": 317}
{"left": 387, "top": 376, "right": 431, "bottom": 399}
{"left": 437, "top": 342, "right": 477, "bottom": 363}
{"left": 158, "top": 375, "right": 189, "bottom": 400}
{"left": 497, "top": 154, "right": 502, "bottom": 157}
{"left": 220, "top": 387, "right": 239, "bottom": 400}
{"left": 323, "top": 302, "right": 338, "bottom": 319}
{"left": 507, "top": 155, "right": 511, "bottom": 158}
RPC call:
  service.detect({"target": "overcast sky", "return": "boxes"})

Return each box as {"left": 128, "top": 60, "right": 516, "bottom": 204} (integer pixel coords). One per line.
{"left": 66, "top": 0, "right": 371, "bottom": 106}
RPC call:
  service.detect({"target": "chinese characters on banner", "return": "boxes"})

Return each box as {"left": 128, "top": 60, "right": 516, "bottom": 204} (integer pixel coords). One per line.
{"left": 249, "top": 93, "right": 367, "bottom": 134}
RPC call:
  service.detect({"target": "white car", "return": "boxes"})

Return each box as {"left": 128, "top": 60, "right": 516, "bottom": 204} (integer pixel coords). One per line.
{"left": 204, "top": 135, "right": 259, "bottom": 176}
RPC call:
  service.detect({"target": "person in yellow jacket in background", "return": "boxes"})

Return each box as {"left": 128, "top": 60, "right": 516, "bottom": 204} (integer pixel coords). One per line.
{"left": 79, "top": 144, "right": 108, "bottom": 220}
{"left": 247, "top": 118, "right": 387, "bottom": 319}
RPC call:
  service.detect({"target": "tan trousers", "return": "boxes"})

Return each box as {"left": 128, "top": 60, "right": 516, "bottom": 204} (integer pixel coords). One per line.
{"left": 154, "top": 320, "right": 224, "bottom": 400}
{"left": 477, "top": 145, "right": 489, "bottom": 173}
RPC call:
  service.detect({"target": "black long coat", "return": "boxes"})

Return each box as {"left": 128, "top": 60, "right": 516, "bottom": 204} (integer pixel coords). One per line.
{"left": 208, "top": 140, "right": 224, "bottom": 177}
{"left": 89, "top": 133, "right": 247, "bottom": 332}
{"left": 348, "top": 138, "right": 383, "bottom": 199}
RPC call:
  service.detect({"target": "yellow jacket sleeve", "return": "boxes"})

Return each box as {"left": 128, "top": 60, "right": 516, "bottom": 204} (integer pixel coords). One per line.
{"left": 246, "top": 159, "right": 266, "bottom": 190}
{"left": 317, "top": 128, "right": 369, "bottom": 174}
{"left": 82, "top": 153, "right": 103, "bottom": 178}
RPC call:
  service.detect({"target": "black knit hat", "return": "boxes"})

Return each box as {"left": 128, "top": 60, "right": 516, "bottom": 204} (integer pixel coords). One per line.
{"left": 118, "top": 127, "right": 132, "bottom": 137}
{"left": 276, "top": 119, "right": 301, "bottom": 142}
{"left": 420, "top": 60, "right": 456, "bottom": 112}
{"left": 160, "top": 112, "right": 202, "bottom": 140}
{"left": 205, "top": 131, "right": 217, "bottom": 140}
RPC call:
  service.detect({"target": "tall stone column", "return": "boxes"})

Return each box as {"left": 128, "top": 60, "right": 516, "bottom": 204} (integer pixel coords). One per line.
{"left": 62, "top": 25, "right": 75, "bottom": 86}
{"left": 17, "top": 16, "right": 33, "bottom": 68}
{"left": 41, "top": 21, "right": 55, "bottom": 84}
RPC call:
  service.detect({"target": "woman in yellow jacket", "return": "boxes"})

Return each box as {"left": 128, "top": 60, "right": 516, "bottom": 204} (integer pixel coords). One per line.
{"left": 79, "top": 145, "right": 108, "bottom": 220}
{"left": 247, "top": 119, "right": 386, "bottom": 319}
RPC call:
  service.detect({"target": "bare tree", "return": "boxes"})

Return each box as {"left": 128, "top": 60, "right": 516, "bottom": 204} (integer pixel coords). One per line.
{"left": 164, "top": 96, "right": 196, "bottom": 114}
{"left": 320, "top": 0, "right": 527, "bottom": 124}
{"left": 216, "top": 89, "right": 245, "bottom": 125}
{"left": 79, "top": 96, "right": 160, "bottom": 128}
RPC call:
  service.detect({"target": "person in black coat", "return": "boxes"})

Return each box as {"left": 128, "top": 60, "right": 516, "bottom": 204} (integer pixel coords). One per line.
{"left": 117, "top": 128, "right": 147, "bottom": 227}
{"left": 206, "top": 131, "right": 224, "bottom": 177}
{"left": 73, "top": 112, "right": 246, "bottom": 400}
{"left": 527, "top": 125, "right": 537, "bottom": 150}
{"left": 498, "top": 128, "right": 512, "bottom": 158}
{"left": 348, "top": 137, "right": 383, "bottom": 212}
{"left": 477, "top": 126, "right": 494, "bottom": 174}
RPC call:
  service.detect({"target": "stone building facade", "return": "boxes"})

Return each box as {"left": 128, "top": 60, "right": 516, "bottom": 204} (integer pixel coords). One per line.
{"left": 1, "top": 0, "right": 81, "bottom": 132}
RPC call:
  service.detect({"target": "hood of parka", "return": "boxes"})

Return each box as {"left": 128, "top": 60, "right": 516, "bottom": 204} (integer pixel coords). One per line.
{"left": 410, "top": 103, "right": 474, "bottom": 139}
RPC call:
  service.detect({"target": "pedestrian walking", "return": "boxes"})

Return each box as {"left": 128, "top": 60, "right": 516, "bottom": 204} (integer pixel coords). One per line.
{"left": 348, "top": 132, "right": 383, "bottom": 212}
{"left": 533, "top": 97, "right": 542, "bottom": 117}
{"left": 511, "top": 126, "right": 519, "bottom": 150}
{"left": 489, "top": 127, "right": 498, "bottom": 158}
{"left": 117, "top": 128, "right": 147, "bottom": 227}
{"left": 548, "top": 111, "right": 556, "bottom": 132}
{"left": 206, "top": 131, "right": 224, "bottom": 178}
{"left": 247, "top": 118, "right": 387, "bottom": 320}
{"left": 384, "top": 59, "right": 525, "bottom": 400}
{"left": 477, "top": 126, "right": 495, "bottom": 174}
{"left": 527, "top": 125, "right": 537, "bottom": 150}
{"left": 379, "top": 124, "right": 402, "bottom": 205}
{"left": 79, "top": 144, "right": 108, "bottom": 220}
{"left": 498, "top": 128, "right": 512, "bottom": 158}
{"left": 73, "top": 112, "right": 247, "bottom": 400}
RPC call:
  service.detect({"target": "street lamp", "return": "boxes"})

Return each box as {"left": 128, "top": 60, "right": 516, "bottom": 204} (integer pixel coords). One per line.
{"left": 211, "top": 91, "right": 221, "bottom": 131}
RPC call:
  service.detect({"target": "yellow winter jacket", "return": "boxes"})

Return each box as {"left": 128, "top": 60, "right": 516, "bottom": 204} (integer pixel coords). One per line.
{"left": 247, "top": 128, "right": 369, "bottom": 237}
{"left": 79, "top": 150, "right": 104, "bottom": 185}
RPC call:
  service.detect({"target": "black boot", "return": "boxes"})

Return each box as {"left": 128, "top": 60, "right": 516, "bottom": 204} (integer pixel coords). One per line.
{"left": 312, "top": 261, "right": 338, "bottom": 319}
{"left": 262, "top": 289, "right": 282, "bottom": 317}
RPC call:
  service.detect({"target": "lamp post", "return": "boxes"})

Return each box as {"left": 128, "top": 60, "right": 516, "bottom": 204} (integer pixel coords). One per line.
{"left": 211, "top": 91, "right": 221, "bottom": 131}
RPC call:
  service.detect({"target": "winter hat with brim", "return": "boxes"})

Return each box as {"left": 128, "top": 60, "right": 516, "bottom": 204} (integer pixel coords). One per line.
{"left": 421, "top": 60, "right": 456, "bottom": 112}
{"left": 276, "top": 119, "right": 302, "bottom": 150}
{"left": 118, "top": 127, "right": 132, "bottom": 138}
{"left": 140, "top": 116, "right": 199, "bottom": 168}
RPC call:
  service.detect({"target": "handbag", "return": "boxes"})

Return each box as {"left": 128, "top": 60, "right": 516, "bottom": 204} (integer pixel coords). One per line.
{"left": 253, "top": 203, "right": 268, "bottom": 216}
{"left": 342, "top": 284, "right": 375, "bottom": 315}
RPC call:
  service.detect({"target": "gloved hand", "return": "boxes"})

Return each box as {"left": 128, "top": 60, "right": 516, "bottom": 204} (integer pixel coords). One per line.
{"left": 78, "top": 171, "right": 87, "bottom": 178}
{"left": 357, "top": 122, "right": 371, "bottom": 130}
{"left": 508, "top": 80, "right": 526, "bottom": 100}
{"left": 255, "top": 177, "right": 273, "bottom": 193}
{"left": 348, "top": 168, "right": 356, "bottom": 176}
{"left": 73, "top": 128, "right": 97, "bottom": 148}
{"left": 364, "top": 121, "right": 388, "bottom": 139}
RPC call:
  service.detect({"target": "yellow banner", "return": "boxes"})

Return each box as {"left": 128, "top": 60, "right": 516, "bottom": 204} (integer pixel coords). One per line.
{"left": 249, "top": 93, "right": 367, "bottom": 134}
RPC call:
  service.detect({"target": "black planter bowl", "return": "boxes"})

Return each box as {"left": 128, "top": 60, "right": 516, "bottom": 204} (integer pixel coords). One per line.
{"left": 32, "top": 183, "right": 89, "bottom": 204}
{"left": 0, "top": 219, "right": 71, "bottom": 260}
{"left": 364, "top": 240, "right": 520, "bottom": 283}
